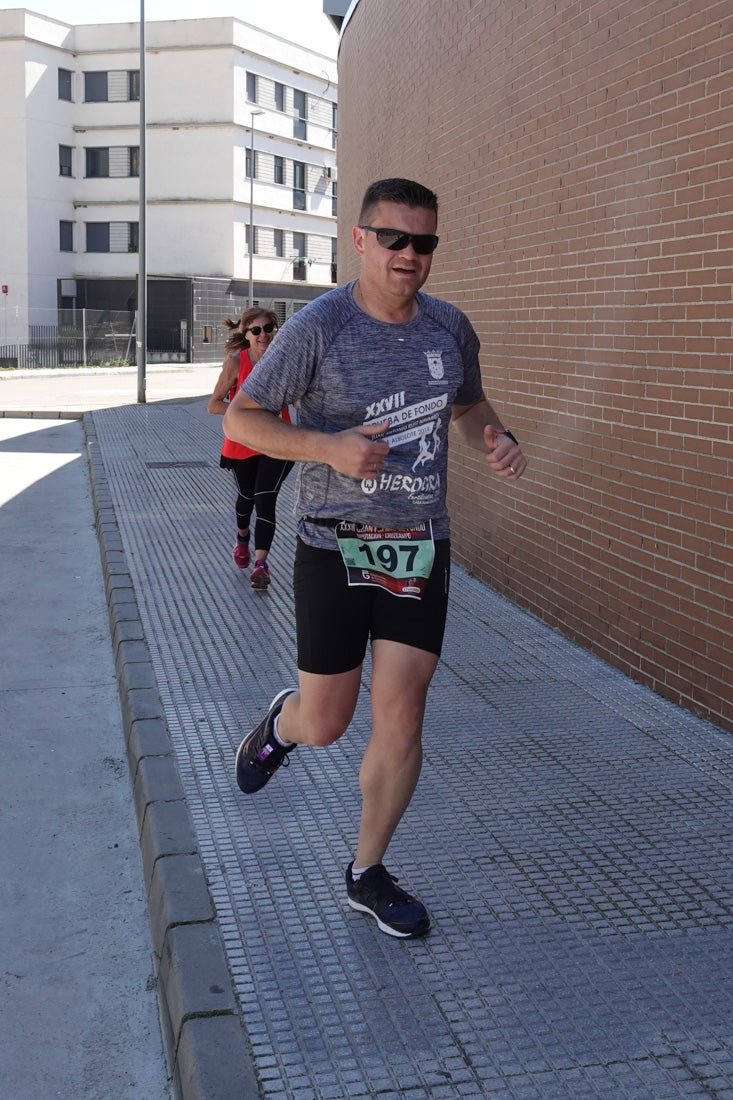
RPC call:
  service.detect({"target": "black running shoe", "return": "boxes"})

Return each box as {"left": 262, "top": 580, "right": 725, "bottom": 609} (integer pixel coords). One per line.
{"left": 235, "top": 689, "right": 296, "bottom": 794}
{"left": 345, "top": 862, "right": 430, "bottom": 938}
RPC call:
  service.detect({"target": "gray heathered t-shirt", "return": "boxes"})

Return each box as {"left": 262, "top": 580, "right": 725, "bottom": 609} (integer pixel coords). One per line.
{"left": 241, "top": 281, "right": 484, "bottom": 549}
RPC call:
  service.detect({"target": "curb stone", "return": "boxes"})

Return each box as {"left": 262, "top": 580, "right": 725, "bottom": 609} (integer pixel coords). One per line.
{"left": 83, "top": 412, "right": 258, "bottom": 1100}
{"left": 0, "top": 408, "right": 83, "bottom": 419}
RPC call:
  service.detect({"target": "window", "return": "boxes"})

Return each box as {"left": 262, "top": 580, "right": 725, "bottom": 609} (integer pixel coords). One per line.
{"left": 59, "top": 221, "right": 74, "bottom": 252}
{"left": 84, "top": 70, "right": 139, "bottom": 102}
{"left": 293, "top": 161, "right": 306, "bottom": 211}
{"left": 274, "top": 155, "right": 284, "bottom": 185}
{"left": 274, "top": 82, "right": 285, "bottom": 112}
{"left": 331, "top": 238, "right": 338, "bottom": 284}
{"left": 245, "top": 148, "right": 256, "bottom": 179}
{"left": 293, "top": 89, "right": 306, "bottom": 139}
{"left": 86, "top": 147, "right": 109, "bottom": 178}
{"left": 274, "top": 228, "right": 284, "bottom": 257}
{"left": 332, "top": 179, "right": 338, "bottom": 218}
{"left": 86, "top": 221, "right": 138, "bottom": 253}
{"left": 58, "top": 68, "right": 72, "bottom": 101}
{"left": 293, "top": 232, "right": 306, "bottom": 281}
{"left": 84, "top": 71, "right": 108, "bottom": 102}
{"left": 86, "top": 146, "right": 139, "bottom": 178}
{"left": 246, "top": 71, "right": 257, "bottom": 102}
{"left": 59, "top": 145, "right": 72, "bottom": 177}
{"left": 86, "top": 222, "right": 109, "bottom": 252}
{"left": 331, "top": 103, "right": 338, "bottom": 148}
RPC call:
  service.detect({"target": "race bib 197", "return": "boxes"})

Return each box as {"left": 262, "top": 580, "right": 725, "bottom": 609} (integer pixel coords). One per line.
{"left": 335, "top": 521, "right": 435, "bottom": 599}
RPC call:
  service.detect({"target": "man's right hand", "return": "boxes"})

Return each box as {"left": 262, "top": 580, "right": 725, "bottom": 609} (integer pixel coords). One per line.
{"left": 325, "top": 422, "right": 390, "bottom": 480}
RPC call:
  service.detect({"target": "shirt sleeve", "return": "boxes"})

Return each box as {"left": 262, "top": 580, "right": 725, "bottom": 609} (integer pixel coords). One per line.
{"left": 453, "top": 312, "right": 484, "bottom": 407}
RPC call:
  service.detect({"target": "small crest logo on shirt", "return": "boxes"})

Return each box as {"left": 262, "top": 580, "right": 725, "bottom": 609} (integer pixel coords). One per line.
{"left": 425, "top": 350, "right": 444, "bottom": 379}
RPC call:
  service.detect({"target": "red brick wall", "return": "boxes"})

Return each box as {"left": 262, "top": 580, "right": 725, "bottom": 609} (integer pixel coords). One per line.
{"left": 337, "top": 0, "right": 733, "bottom": 731}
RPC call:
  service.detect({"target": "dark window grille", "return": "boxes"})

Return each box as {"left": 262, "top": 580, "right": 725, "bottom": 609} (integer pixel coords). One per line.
{"left": 84, "top": 71, "right": 108, "bottom": 102}
{"left": 293, "top": 162, "right": 306, "bottom": 210}
{"left": 58, "top": 68, "right": 72, "bottom": 101}
{"left": 86, "top": 147, "right": 109, "bottom": 178}
{"left": 59, "top": 145, "right": 72, "bottom": 177}
{"left": 293, "top": 89, "right": 306, "bottom": 139}
{"left": 59, "top": 221, "right": 73, "bottom": 252}
{"left": 86, "top": 222, "right": 110, "bottom": 252}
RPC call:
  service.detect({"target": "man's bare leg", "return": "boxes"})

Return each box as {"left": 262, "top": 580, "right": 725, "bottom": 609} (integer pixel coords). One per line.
{"left": 354, "top": 639, "right": 439, "bottom": 869}
{"left": 276, "top": 666, "right": 362, "bottom": 747}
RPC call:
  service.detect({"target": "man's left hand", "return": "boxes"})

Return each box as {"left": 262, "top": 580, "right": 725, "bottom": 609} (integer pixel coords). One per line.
{"left": 484, "top": 425, "right": 527, "bottom": 479}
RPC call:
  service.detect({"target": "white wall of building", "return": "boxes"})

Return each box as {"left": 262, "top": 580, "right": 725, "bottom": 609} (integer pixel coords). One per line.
{"left": 149, "top": 204, "right": 236, "bottom": 278}
{"left": 0, "top": 37, "right": 30, "bottom": 339}
{"left": 149, "top": 128, "right": 235, "bottom": 205}
{"left": 0, "top": 9, "right": 338, "bottom": 343}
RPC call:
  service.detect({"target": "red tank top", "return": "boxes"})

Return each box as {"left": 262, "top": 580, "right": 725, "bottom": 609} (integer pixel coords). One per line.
{"left": 220, "top": 349, "right": 291, "bottom": 461}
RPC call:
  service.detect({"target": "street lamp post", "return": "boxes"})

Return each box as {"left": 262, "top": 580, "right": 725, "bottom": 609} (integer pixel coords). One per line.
{"left": 137, "top": 0, "right": 147, "bottom": 402}
{"left": 248, "top": 109, "right": 265, "bottom": 307}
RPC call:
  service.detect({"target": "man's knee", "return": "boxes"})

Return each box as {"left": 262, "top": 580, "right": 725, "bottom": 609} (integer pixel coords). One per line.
{"left": 287, "top": 685, "right": 357, "bottom": 748}
{"left": 308, "top": 722, "right": 346, "bottom": 748}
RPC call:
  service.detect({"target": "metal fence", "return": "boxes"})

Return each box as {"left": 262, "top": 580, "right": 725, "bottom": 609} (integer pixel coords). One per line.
{"left": 0, "top": 309, "right": 137, "bottom": 369}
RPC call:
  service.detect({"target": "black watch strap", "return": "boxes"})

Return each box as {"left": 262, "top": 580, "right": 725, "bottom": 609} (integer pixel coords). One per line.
{"left": 497, "top": 427, "right": 519, "bottom": 445}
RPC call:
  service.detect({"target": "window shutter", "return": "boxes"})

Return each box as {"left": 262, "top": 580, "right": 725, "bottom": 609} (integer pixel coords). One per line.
{"left": 108, "top": 71, "right": 128, "bottom": 101}
{"left": 109, "top": 222, "right": 129, "bottom": 252}
{"left": 109, "top": 147, "right": 129, "bottom": 177}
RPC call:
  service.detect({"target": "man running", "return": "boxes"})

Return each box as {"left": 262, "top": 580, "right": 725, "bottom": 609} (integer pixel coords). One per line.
{"left": 223, "top": 177, "right": 527, "bottom": 938}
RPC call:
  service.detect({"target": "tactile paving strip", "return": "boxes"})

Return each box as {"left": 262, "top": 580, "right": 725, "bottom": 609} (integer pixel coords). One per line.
{"left": 92, "top": 398, "right": 733, "bottom": 1099}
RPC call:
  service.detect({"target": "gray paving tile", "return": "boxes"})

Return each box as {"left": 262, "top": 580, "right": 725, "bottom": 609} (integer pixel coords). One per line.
{"left": 91, "top": 399, "right": 733, "bottom": 1099}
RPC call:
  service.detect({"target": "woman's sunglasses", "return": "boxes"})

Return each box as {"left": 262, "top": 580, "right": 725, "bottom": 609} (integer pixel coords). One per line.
{"left": 246, "top": 322, "right": 276, "bottom": 335}
{"left": 359, "top": 225, "right": 440, "bottom": 255}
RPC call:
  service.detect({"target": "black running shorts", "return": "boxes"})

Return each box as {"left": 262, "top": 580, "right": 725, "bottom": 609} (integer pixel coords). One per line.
{"left": 293, "top": 536, "right": 451, "bottom": 675}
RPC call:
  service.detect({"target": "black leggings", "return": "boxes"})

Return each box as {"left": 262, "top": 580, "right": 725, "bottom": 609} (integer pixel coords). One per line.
{"left": 229, "top": 455, "right": 293, "bottom": 553}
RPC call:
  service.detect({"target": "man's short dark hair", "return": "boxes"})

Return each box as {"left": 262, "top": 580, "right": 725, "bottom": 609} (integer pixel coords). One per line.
{"left": 359, "top": 178, "right": 439, "bottom": 224}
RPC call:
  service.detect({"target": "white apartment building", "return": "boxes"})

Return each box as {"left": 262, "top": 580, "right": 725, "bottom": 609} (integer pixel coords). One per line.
{"left": 0, "top": 9, "right": 338, "bottom": 364}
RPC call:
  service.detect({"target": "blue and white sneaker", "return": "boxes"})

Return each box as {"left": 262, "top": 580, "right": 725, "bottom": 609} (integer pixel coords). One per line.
{"left": 235, "top": 689, "right": 296, "bottom": 794}
{"left": 346, "top": 862, "right": 430, "bottom": 938}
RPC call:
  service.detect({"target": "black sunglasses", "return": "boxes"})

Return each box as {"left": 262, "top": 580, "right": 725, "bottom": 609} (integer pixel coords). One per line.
{"left": 246, "top": 322, "right": 276, "bottom": 335}
{"left": 359, "top": 226, "right": 440, "bottom": 255}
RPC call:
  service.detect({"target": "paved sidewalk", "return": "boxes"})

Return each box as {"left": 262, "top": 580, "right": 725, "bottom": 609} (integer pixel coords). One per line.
{"left": 0, "top": 415, "right": 171, "bottom": 1099}
{"left": 3, "top": 367, "right": 733, "bottom": 1098}
{"left": 0, "top": 362, "right": 220, "bottom": 417}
